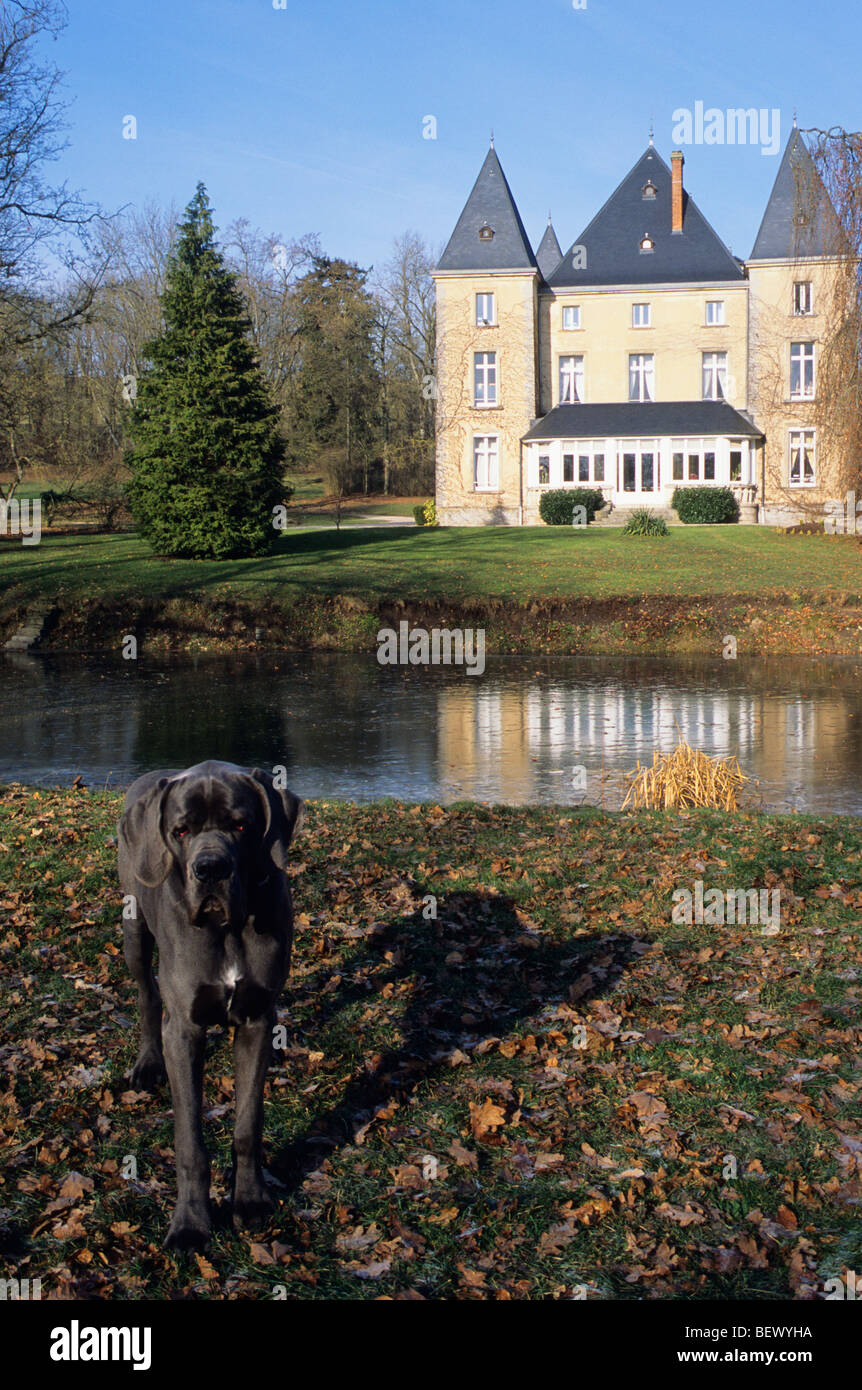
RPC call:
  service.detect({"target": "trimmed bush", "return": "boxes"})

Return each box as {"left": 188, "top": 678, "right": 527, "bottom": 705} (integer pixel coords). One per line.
{"left": 671, "top": 486, "right": 739, "bottom": 525}
{"left": 413, "top": 506, "right": 426, "bottom": 526}
{"left": 539, "top": 488, "right": 605, "bottom": 526}
{"left": 622, "top": 508, "right": 669, "bottom": 537}
{"left": 422, "top": 498, "right": 439, "bottom": 527}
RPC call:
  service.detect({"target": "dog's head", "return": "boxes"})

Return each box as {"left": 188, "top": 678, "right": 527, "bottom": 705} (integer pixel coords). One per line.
{"left": 119, "top": 764, "right": 304, "bottom": 930}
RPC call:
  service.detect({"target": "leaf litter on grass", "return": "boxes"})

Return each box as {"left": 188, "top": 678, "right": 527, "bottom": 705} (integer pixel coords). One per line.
{"left": 0, "top": 787, "right": 860, "bottom": 1299}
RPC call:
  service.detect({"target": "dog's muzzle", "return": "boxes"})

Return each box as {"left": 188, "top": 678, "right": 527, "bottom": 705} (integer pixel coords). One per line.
{"left": 192, "top": 854, "right": 231, "bottom": 884}
{"left": 187, "top": 855, "right": 244, "bottom": 930}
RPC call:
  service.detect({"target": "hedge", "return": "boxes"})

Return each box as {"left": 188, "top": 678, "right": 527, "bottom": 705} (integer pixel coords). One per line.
{"left": 671, "top": 486, "right": 739, "bottom": 525}
{"left": 539, "top": 488, "right": 605, "bottom": 526}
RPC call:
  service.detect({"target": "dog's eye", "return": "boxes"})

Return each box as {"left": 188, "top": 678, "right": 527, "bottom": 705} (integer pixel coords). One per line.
{"left": 234, "top": 823, "right": 245, "bottom": 833}
{"left": 174, "top": 826, "right": 189, "bottom": 839}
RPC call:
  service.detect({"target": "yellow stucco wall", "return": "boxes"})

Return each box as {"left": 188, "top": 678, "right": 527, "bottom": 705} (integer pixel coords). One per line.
{"left": 544, "top": 283, "right": 750, "bottom": 408}
{"left": 748, "top": 258, "right": 845, "bottom": 518}
{"left": 434, "top": 271, "right": 539, "bottom": 524}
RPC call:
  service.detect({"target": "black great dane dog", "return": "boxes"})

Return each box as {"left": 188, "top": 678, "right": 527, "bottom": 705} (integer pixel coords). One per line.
{"left": 118, "top": 760, "right": 304, "bottom": 1251}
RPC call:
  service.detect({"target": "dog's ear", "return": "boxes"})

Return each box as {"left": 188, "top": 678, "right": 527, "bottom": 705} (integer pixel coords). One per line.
{"left": 249, "top": 768, "right": 305, "bottom": 871}
{"left": 118, "top": 777, "right": 175, "bottom": 888}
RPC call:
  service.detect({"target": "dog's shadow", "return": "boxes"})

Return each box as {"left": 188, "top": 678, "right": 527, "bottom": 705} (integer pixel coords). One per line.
{"left": 268, "top": 886, "right": 646, "bottom": 1195}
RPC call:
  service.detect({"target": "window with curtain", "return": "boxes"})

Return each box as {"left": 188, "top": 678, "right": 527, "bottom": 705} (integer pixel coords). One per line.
{"left": 790, "top": 342, "right": 815, "bottom": 399}
{"left": 475, "top": 293, "right": 495, "bottom": 325}
{"left": 629, "top": 354, "right": 654, "bottom": 401}
{"left": 559, "top": 355, "right": 584, "bottom": 404}
{"left": 792, "top": 282, "right": 812, "bottom": 315}
{"left": 789, "top": 430, "right": 816, "bottom": 485}
{"left": 473, "top": 352, "right": 497, "bottom": 406}
{"left": 702, "top": 352, "right": 728, "bottom": 400}
{"left": 473, "top": 436, "right": 499, "bottom": 490}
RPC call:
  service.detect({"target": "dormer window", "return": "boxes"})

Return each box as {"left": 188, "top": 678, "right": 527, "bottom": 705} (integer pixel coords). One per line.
{"left": 478, "top": 222, "right": 495, "bottom": 241}
{"left": 642, "top": 181, "right": 657, "bottom": 200}
{"left": 639, "top": 234, "right": 654, "bottom": 253}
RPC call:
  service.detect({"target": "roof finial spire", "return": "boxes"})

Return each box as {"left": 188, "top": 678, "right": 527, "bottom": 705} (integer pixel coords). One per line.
{"left": 548, "top": 208, "right": 553, "bottom": 226}
{"left": 649, "top": 113, "right": 654, "bottom": 147}
{"left": 793, "top": 108, "right": 798, "bottom": 128}
{"left": 490, "top": 128, "right": 495, "bottom": 149}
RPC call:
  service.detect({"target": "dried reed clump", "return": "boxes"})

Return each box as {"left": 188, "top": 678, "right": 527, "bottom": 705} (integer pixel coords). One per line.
{"left": 622, "top": 738, "right": 751, "bottom": 811}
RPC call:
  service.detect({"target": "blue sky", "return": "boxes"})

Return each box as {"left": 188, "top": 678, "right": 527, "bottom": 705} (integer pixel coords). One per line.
{"left": 51, "top": 0, "right": 862, "bottom": 269}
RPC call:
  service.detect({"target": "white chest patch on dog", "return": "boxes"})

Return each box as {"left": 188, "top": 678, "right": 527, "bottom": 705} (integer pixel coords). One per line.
{"left": 222, "top": 964, "right": 243, "bottom": 989}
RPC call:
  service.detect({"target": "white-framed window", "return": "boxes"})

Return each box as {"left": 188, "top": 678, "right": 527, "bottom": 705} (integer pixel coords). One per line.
{"left": 473, "top": 435, "right": 499, "bottom": 491}
{"left": 793, "top": 281, "right": 813, "bottom": 315}
{"left": 640, "top": 234, "right": 654, "bottom": 253}
{"left": 729, "top": 440, "right": 743, "bottom": 482}
{"left": 789, "top": 429, "right": 816, "bottom": 486}
{"left": 671, "top": 439, "right": 716, "bottom": 483}
{"left": 538, "top": 454, "right": 550, "bottom": 485}
{"left": 702, "top": 351, "right": 728, "bottom": 400}
{"left": 473, "top": 351, "right": 497, "bottom": 406}
{"left": 562, "top": 305, "right": 581, "bottom": 330}
{"left": 475, "top": 293, "right": 495, "bottom": 326}
{"left": 628, "top": 353, "right": 654, "bottom": 401}
{"left": 706, "top": 300, "right": 725, "bottom": 325}
{"left": 559, "top": 355, "right": 584, "bottom": 404}
{"left": 790, "top": 341, "right": 815, "bottom": 399}
{"left": 562, "top": 440, "right": 606, "bottom": 486}
{"left": 632, "top": 302, "right": 651, "bottom": 328}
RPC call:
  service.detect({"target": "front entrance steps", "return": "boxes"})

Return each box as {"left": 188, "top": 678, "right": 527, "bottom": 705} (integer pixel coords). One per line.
{"left": 593, "top": 503, "right": 680, "bottom": 527}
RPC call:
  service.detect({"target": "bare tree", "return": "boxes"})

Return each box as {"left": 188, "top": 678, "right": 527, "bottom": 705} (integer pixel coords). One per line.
{"left": 371, "top": 232, "right": 437, "bottom": 493}
{"left": 0, "top": 0, "right": 104, "bottom": 500}
{"left": 224, "top": 219, "right": 319, "bottom": 415}
{"left": 800, "top": 127, "right": 862, "bottom": 504}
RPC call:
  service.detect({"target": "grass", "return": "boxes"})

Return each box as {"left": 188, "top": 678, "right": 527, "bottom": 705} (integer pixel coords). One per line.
{"left": 0, "top": 788, "right": 860, "bottom": 1300}
{"left": 3, "top": 525, "right": 862, "bottom": 604}
{"left": 2, "top": 526, "right": 862, "bottom": 656}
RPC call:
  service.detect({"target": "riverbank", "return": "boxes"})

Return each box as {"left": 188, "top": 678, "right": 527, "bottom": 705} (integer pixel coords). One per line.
{"left": 8, "top": 587, "right": 862, "bottom": 656}
{"left": 3, "top": 527, "right": 862, "bottom": 655}
{"left": 1, "top": 788, "right": 860, "bottom": 1299}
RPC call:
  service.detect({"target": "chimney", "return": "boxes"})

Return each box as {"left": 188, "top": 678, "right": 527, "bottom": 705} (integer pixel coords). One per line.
{"left": 671, "top": 150, "right": 684, "bottom": 233}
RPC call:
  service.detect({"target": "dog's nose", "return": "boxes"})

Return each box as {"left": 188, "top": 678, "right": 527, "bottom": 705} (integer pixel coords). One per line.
{"left": 192, "top": 855, "right": 231, "bottom": 884}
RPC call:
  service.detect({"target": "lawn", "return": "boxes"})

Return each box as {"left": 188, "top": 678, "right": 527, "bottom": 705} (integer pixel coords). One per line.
{"left": 3, "top": 524, "right": 862, "bottom": 605}
{"left": 3, "top": 526, "right": 862, "bottom": 656}
{"left": 0, "top": 788, "right": 859, "bottom": 1299}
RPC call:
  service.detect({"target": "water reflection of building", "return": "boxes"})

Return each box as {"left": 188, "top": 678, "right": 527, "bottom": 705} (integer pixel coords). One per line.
{"left": 760, "top": 694, "right": 851, "bottom": 802}
{"left": 435, "top": 677, "right": 853, "bottom": 807}
{"left": 0, "top": 654, "right": 859, "bottom": 812}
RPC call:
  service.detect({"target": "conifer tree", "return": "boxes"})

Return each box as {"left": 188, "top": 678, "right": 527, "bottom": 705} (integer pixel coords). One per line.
{"left": 126, "top": 184, "right": 285, "bottom": 558}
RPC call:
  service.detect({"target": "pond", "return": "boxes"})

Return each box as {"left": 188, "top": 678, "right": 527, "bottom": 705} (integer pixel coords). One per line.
{"left": 1, "top": 651, "right": 861, "bottom": 813}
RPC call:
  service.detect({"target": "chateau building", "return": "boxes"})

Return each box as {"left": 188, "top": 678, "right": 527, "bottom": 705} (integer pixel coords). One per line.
{"left": 433, "top": 127, "right": 844, "bottom": 526}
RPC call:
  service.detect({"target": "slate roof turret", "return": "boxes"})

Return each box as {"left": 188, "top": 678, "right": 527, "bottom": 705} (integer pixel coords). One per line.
{"left": 437, "top": 146, "right": 538, "bottom": 273}
{"left": 749, "top": 126, "right": 844, "bottom": 260}
{"left": 536, "top": 216, "right": 564, "bottom": 279}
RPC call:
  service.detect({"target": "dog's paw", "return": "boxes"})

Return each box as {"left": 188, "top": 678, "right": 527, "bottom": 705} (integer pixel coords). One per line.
{"left": 129, "top": 1053, "right": 167, "bottom": 1091}
{"left": 232, "top": 1192, "right": 275, "bottom": 1231}
{"left": 164, "top": 1214, "right": 212, "bottom": 1253}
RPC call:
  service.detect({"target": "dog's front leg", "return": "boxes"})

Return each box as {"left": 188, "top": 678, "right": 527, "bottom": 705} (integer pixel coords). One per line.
{"left": 123, "top": 917, "right": 166, "bottom": 1091}
{"left": 231, "top": 1009, "right": 275, "bottom": 1230}
{"left": 162, "top": 1010, "right": 211, "bottom": 1251}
